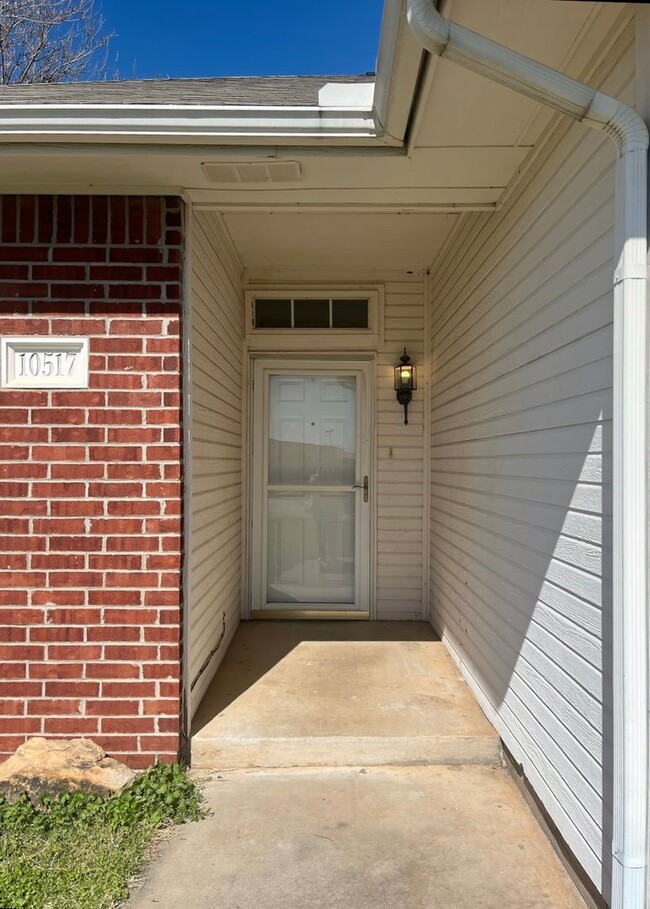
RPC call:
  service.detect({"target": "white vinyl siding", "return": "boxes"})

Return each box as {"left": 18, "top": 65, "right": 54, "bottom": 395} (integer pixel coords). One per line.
{"left": 188, "top": 212, "right": 244, "bottom": 717}
{"left": 377, "top": 278, "right": 426, "bottom": 619}
{"left": 428, "top": 33, "right": 634, "bottom": 891}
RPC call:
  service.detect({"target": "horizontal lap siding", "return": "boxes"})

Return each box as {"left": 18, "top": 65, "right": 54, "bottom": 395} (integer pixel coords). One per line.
{"left": 188, "top": 212, "right": 243, "bottom": 716}
{"left": 377, "top": 279, "right": 426, "bottom": 619}
{"left": 428, "top": 35, "right": 634, "bottom": 892}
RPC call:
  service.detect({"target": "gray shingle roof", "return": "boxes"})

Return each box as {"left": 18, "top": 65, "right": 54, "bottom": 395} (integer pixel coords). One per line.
{"left": 0, "top": 75, "right": 375, "bottom": 106}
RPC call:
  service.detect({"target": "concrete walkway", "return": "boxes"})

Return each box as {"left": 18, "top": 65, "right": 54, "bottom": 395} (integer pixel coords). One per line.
{"left": 127, "top": 622, "right": 586, "bottom": 908}
{"left": 127, "top": 765, "right": 585, "bottom": 909}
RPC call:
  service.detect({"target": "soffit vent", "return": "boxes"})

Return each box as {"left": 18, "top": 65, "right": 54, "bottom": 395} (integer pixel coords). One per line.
{"left": 202, "top": 160, "right": 302, "bottom": 184}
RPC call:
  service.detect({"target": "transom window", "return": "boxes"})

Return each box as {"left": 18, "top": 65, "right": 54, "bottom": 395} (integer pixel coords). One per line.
{"left": 254, "top": 297, "right": 369, "bottom": 330}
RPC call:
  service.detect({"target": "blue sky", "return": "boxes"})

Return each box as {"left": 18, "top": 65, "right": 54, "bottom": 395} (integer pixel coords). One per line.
{"left": 104, "top": 1, "right": 385, "bottom": 80}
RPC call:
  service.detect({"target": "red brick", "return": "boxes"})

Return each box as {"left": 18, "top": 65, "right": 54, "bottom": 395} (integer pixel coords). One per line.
{"left": 0, "top": 590, "right": 29, "bottom": 607}
{"left": 45, "top": 681, "right": 99, "bottom": 698}
{"left": 32, "top": 264, "right": 86, "bottom": 280}
{"left": 0, "top": 571, "right": 45, "bottom": 588}
{"left": 101, "top": 717, "right": 155, "bottom": 733}
{"left": 0, "top": 717, "right": 41, "bottom": 733}
{"left": 89, "top": 446, "right": 142, "bottom": 461}
{"left": 103, "top": 644, "right": 159, "bottom": 661}
{"left": 85, "top": 699, "right": 140, "bottom": 716}
{"left": 52, "top": 245, "right": 106, "bottom": 263}
{"left": 89, "top": 407, "right": 144, "bottom": 423}
{"left": 0, "top": 681, "right": 40, "bottom": 698}
{"left": 146, "top": 555, "right": 180, "bottom": 571}
{"left": 47, "top": 644, "right": 102, "bottom": 661}
{"left": 103, "top": 572, "right": 158, "bottom": 588}
{"left": 94, "top": 735, "right": 140, "bottom": 752}
{"left": 92, "top": 337, "right": 143, "bottom": 353}
{"left": 51, "top": 464, "right": 105, "bottom": 480}
{"left": 144, "top": 626, "right": 179, "bottom": 643}
{"left": 0, "top": 463, "right": 48, "bottom": 479}
{"left": 88, "top": 481, "right": 143, "bottom": 498}
{"left": 33, "top": 445, "right": 87, "bottom": 460}
{"left": 109, "top": 319, "right": 163, "bottom": 335}
{"left": 144, "top": 590, "right": 181, "bottom": 606}
{"left": 0, "top": 608, "right": 45, "bottom": 625}
{"left": 103, "top": 608, "right": 156, "bottom": 625}
{"left": 142, "top": 662, "right": 179, "bottom": 679}
{"left": 109, "top": 246, "right": 164, "bottom": 264}
{"left": 30, "top": 627, "right": 85, "bottom": 643}
{"left": 88, "top": 554, "right": 143, "bottom": 571}
{"left": 50, "top": 572, "right": 103, "bottom": 588}
{"left": 27, "top": 699, "right": 82, "bottom": 715}
{"left": 49, "top": 536, "right": 103, "bottom": 552}
{"left": 90, "top": 518, "right": 143, "bottom": 534}
{"left": 158, "top": 680, "right": 180, "bottom": 697}
{"left": 0, "top": 535, "right": 44, "bottom": 551}
{"left": 108, "top": 500, "right": 160, "bottom": 516}
{"left": 138, "top": 735, "right": 180, "bottom": 751}
{"left": 32, "top": 590, "right": 86, "bottom": 607}
{"left": 158, "top": 717, "right": 180, "bottom": 733}
{"left": 29, "top": 662, "right": 84, "bottom": 680}
{"left": 51, "top": 426, "right": 106, "bottom": 443}
{"left": 86, "top": 663, "right": 141, "bottom": 680}
{"left": 90, "top": 374, "right": 144, "bottom": 390}
{"left": 32, "top": 409, "right": 85, "bottom": 425}
{"left": 87, "top": 626, "right": 140, "bottom": 642}
{"left": 31, "top": 482, "right": 87, "bottom": 498}
{"left": 89, "top": 590, "right": 142, "bottom": 606}
{"left": 43, "top": 717, "right": 99, "bottom": 734}
{"left": 33, "top": 518, "right": 86, "bottom": 534}
{"left": 47, "top": 608, "right": 101, "bottom": 625}
{"left": 100, "top": 681, "right": 155, "bottom": 698}
{"left": 0, "top": 428, "right": 47, "bottom": 445}
{"left": 49, "top": 500, "right": 104, "bottom": 517}
{"left": 2, "top": 626, "right": 27, "bottom": 642}
{"left": 31, "top": 554, "right": 85, "bottom": 571}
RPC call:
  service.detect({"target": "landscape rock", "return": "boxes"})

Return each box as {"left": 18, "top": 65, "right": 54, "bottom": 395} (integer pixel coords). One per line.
{"left": 0, "top": 737, "right": 136, "bottom": 803}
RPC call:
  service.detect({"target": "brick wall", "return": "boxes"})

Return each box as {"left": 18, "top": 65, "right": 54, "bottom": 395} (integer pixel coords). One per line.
{"left": 0, "top": 195, "right": 184, "bottom": 769}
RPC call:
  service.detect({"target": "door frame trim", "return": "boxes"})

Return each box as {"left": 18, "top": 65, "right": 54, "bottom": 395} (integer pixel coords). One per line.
{"left": 244, "top": 353, "right": 376, "bottom": 619}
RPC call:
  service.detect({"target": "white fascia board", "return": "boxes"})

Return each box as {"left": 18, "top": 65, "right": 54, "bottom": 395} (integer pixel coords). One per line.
{"left": 0, "top": 103, "right": 383, "bottom": 141}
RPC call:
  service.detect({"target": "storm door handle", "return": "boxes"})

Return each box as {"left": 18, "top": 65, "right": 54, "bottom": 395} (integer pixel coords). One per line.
{"left": 353, "top": 476, "right": 369, "bottom": 503}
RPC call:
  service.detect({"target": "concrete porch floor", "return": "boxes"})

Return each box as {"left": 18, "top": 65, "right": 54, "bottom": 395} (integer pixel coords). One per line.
{"left": 127, "top": 622, "right": 587, "bottom": 908}
{"left": 191, "top": 621, "right": 501, "bottom": 769}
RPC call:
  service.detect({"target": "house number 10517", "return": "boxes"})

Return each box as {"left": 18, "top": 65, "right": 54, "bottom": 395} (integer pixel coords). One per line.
{"left": 16, "top": 350, "right": 78, "bottom": 379}
{"left": 1, "top": 336, "right": 89, "bottom": 389}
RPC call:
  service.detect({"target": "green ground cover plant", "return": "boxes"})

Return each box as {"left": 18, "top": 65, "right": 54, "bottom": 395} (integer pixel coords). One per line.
{"left": 0, "top": 761, "right": 205, "bottom": 909}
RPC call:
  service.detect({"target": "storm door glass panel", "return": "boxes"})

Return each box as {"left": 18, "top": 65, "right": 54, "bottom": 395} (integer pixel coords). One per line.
{"left": 266, "top": 375, "right": 357, "bottom": 604}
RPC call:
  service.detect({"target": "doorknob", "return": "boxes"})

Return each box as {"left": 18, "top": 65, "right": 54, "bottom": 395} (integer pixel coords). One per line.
{"left": 353, "top": 476, "right": 369, "bottom": 503}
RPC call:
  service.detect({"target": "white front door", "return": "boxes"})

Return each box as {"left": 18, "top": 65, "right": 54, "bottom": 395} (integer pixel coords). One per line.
{"left": 251, "top": 359, "right": 372, "bottom": 617}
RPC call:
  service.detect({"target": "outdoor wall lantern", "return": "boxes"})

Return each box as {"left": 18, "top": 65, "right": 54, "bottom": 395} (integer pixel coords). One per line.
{"left": 394, "top": 348, "right": 417, "bottom": 425}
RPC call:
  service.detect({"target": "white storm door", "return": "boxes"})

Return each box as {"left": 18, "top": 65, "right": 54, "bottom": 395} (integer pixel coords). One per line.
{"left": 251, "top": 360, "right": 371, "bottom": 614}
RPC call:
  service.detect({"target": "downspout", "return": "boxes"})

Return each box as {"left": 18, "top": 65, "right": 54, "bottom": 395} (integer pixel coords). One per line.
{"left": 406, "top": 3, "right": 648, "bottom": 908}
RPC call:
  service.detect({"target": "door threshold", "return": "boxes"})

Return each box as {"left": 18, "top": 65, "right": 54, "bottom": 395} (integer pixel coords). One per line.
{"left": 251, "top": 609, "right": 370, "bottom": 621}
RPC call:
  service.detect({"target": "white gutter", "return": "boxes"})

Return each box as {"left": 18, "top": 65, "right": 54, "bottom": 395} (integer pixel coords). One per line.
{"left": 0, "top": 103, "right": 383, "bottom": 141}
{"left": 406, "top": 3, "right": 648, "bottom": 907}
